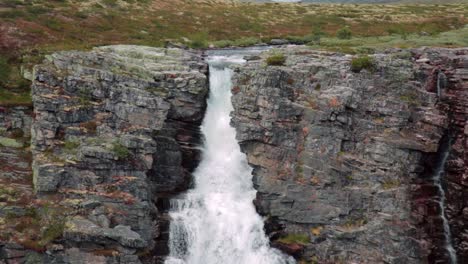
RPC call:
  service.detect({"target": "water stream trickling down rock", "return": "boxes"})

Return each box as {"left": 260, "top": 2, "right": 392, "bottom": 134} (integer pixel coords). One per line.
{"left": 432, "top": 136, "right": 457, "bottom": 264}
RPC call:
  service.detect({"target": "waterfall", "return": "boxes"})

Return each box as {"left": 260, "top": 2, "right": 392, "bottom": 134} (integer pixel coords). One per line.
{"left": 433, "top": 137, "right": 457, "bottom": 264}
{"left": 165, "top": 54, "right": 295, "bottom": 264}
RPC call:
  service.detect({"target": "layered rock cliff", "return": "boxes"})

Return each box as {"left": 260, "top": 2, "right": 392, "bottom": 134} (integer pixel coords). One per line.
{"left": 231, "top": 47, "right": 467, "bottom": 263}
{"left": 1, "top": 46, "right": 208, "bottom": 263}
{"left": 1, "top": 45, "right": 466, "bottom": 264}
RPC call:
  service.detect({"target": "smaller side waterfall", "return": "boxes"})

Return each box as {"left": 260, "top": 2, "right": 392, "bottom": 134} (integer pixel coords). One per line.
{"left": 432, "top": 137, "right": 457, "bottom": 264}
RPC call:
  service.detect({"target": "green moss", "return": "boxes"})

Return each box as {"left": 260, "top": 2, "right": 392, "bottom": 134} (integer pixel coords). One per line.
{"left": 0, "top": 136, "right": 23, "bottom": 148}
{"left": 278, "top": 233, "right": 310, "bottom": 245}
{"left": 64, "top": 139, "right": 80, "bottom": 152}
{"left": 266, "top": 53, "right": 286, "bottom": 66}
{"left": 382, "top": 179, "right": 401, "bottom": 189}
{"left": 112, "top": 142, "right": 130, "bottom": 159}
{"left": 350, "top": 56, "right": 376, "bottom": 73}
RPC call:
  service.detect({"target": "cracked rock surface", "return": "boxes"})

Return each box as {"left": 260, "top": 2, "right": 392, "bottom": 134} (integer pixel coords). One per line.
{"left": 231, "top": 47, "right": 467, "bottom": 263}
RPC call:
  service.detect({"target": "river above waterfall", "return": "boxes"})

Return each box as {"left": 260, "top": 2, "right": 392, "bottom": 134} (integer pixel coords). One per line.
{"left": 164, "top": 51, "right": 295, "bottom": 264}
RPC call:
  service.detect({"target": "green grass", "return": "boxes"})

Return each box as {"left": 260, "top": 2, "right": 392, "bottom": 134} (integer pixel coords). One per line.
{"left": 0, "top": 1, "right": 466, "bottom": 106}
{"left": 278, "top": 233, "right": 310, "bottom": 245}
{"left": 309, "top": 26, "right": 468, "bottom": 54}
{"left": 213, "top": 37, "right": 262, "bottom": 48}
{"left": 1, "top": 2, "right": 466, "bottom": 53}
{"left": 0, "top": 88, "right": 32, "bottom": 106}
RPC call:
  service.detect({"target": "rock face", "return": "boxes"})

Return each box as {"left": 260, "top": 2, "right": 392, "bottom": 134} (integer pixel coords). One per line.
{"left": 1, "top": 45, "right": 466, "bottom": 264}
{"left": 410, "top": 48, "right": 468, "bottom": 262}
{"left": 1, "top": 46, "right": 208, "bottom": 263}
{"left": 230, "top": 47, "right": 467, "bottom": 263}
{"left": 0, "top": 106, "right": 36, "bottom": 263}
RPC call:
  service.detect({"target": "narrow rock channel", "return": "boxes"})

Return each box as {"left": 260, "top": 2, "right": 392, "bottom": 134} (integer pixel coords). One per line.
{"left": 165, "top": 52, "right": 294, "bottom": 264}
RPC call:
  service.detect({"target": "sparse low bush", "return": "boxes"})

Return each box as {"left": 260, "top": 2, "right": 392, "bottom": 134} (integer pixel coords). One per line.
{"left": 336, "top": 27, "right": 352, "bottom": 40}
{"left": 350, "top": 55, "right": 375, "bottom": 73}
{"left": 266, "top": 53, "right": 286, "bottom": 66}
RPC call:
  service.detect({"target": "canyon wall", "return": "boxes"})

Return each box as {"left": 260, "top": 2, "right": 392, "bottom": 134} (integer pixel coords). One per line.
{"left": 1, "top": 45, "right": 466, "bottom": 264}
{"left": 231, "top": 47, "right": 467, "bottom": 263}
{"left": 1, "top": 46, "right": 208, "bottom": 263}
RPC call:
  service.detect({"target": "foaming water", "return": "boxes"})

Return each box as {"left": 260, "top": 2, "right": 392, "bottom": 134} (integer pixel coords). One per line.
{"left": 165, "top": 54, "right": 294, "bottom": 264}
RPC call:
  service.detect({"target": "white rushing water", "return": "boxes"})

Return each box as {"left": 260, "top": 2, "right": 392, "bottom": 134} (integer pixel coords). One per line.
{"left": 433, "top": 139, "right": 457, "bottom": 264}
{"left": 165, "top": 55, "right": 294, "bottom": 264}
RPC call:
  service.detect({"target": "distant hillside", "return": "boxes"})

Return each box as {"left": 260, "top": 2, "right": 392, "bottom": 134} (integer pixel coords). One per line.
{"left": 0, "top": 0, "right": 467, "bottom": 106}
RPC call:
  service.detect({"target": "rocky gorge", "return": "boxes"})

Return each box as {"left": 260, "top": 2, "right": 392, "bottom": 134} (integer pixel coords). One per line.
{"left": 0, "top": 45, "right": 466, "bottom": 264}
